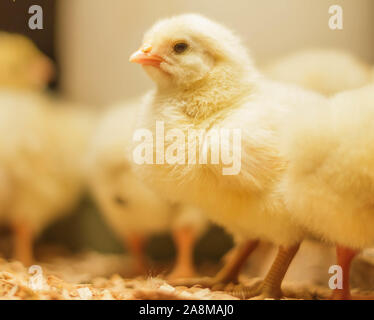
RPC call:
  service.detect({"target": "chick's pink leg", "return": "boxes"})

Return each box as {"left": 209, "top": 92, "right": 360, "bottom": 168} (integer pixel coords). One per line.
{"left": 213, "top": 240, "right": 259, "bottom": 285}
{"left": 329, "top": 245, "right": 371, "bottom": 300}
{"left": 126, "top": 233, "right": 148, "bottom": 276}
{"left": 168, "top": 239, "right": 259, "bottom": 289}
{"left": 12, "top": 221, "right": 34, "bottom": 266}
{"left": 168, "top": 226, "right": 198, "bottom": 280}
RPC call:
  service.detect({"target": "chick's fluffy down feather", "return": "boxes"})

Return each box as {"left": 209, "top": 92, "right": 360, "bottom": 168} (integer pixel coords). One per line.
{"left": 0, "top": 32, "right": 53, "bottom": 91}
{"left": 264, "top": 49, "right": 371, "bottom": 96}
{"left": 136, "top": 79, "right": 328, "bottom": 246}
{"left": 281, "top": 84, "right": 374, "bottom": 249}
{"left": 89, "top": 103, "right": 207, "bottom": 240}
{"left": 0, "top": 90, "right": 96, "bottom": 234}
{"left": 131, "top": 14, "right": 336, "bottom": 247}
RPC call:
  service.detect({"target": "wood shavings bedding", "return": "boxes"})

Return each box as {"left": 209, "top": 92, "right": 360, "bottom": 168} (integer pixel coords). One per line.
{"left": 0, "top": 259, "right": 235, "bottom": 300}
{"left": 1, "top": 252, "right": 373, "bottom": 300}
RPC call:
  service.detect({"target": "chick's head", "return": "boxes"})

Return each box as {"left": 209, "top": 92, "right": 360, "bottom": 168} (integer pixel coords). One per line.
{"left": 0, "top": 32, "right": 54, "bottom": 91}
{"left": 130, "top": 14, "right": 252, "bottom": 89}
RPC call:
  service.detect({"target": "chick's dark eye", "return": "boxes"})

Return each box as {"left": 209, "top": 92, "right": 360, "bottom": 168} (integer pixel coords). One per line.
{"left": 114, "top": 195, "right": 128, "bottom": 207}
{"left": 173, "top": 42, "right": 188, "bottom": 54}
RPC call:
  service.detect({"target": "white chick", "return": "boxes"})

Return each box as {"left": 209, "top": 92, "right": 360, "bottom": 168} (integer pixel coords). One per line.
{"left": 89, "top": 102, "right": 207, "bottom": 278}
{"left": 129, "top": 14, "right": 328, "bottom": 298}
{"left": 0, "top": 33, "right": 97, "bottom": 266}
{"left": 0, "top": 91, "right": 97, "bottom": 266}
{"left": 0, "top": 32, "right": 54, "bottom": 91}
{"left": 264, "top": 49, "right": 371, "bottom": 96}
{"left": 281, "top": 84, "right": 374, "bottom": 299}
{"left": 266, "top": 51, "right": 374, "bottom": 291}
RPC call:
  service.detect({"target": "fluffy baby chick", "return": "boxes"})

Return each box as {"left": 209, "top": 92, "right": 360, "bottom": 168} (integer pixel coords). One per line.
{"left": 0, "top": 33, "right": 97, "bottom": 266}
{"left": 281, "top": 84, "right": 374, "bottom": 299}
{"left": 264, "top": 49, "right": 371, "bottom": 96}
{"left": 89, "top": 102, "right": 207, "bottom": 278}
{"left": 0, "top": 32, "right": 54, "bottom": 91}
{"left": 0, "top": 91, "right": 97, "bottom": 266}
{"left": 129, "top": 14, "right": 328, "bottom": 299}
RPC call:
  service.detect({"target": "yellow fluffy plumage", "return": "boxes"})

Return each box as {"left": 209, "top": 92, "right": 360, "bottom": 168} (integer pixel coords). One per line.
{"left": 89, "top": 101, "right": 207, "bottom": 277}
{"left": 282, "top": 84, "right": 374, "bottom": 250}
{"left": 279, "top": 84, "right": 374, "bottom": 298}
{"left": 131, "top": 14, "right": 325, "bottom": 247}
{"left": 89, "top": 103, "right": 172, "bottom": 237}
{"left": 0, "top": 32, "right": 54, "bottom": 91}
{"left": 264, "top": 49, "right": 371, "bottom": 96}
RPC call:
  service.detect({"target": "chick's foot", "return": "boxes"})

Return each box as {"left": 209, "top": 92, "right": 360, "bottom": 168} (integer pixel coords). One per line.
{"left": 243, "top": 244, "right": 300, "bottom": 300}
{"left": 168, "top": 240, "right": 259, "bottom": 291}
{"left": 167, "top": 262, "right": 197, "bottom": 280}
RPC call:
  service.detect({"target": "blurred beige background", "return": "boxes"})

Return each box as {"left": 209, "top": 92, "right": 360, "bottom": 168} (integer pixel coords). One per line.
{"left": 57, "top": 0, "right": 374, "bottom": 106}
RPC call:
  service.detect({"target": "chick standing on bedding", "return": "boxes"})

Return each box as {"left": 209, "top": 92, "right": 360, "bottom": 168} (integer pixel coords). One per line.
{"left": 0, "top": 33, "right": 96, "bottom": 266}
{"left": 265, "top": 51, "right": 374, "bottom": 289}
{"left": 89, "top": 103, "right": 206, "bottom": 278}
{"left": 264, "top": 49, "right": 372, "bottom": 96}
{"left": 129, "top": 14, "right": 328, "bottom": 299}
{"left": 281, "top": 84, "right": 374, "bottom": 299}
{"left": 0, "top": 94, "right": 97, "bottom": 266}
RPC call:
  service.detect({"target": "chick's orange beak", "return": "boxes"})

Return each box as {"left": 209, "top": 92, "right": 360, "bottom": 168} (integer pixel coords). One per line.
{"left": 129, "top": 44, "right": 164, "bottom": 67}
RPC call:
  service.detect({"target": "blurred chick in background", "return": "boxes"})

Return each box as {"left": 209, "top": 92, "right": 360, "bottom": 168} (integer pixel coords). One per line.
{"left": 264, "top": 49, "right": 372, "bottom": 96}
{"left": 0, "top": 32, "right": 54, "bottom": 91}
{"left": 0, "top": 33, "right": 97, "bottom": 266}
{"left": 263, "top": 49, "right": 374, "bottom": 292}
{"left": 129, "top": 14, "right": 330, "bottom": 299}
{"left": 89, "top": 102, "right": 207, "bottom": 278}
{"left": 282, "top": 84, "right": 374, "bottom": 299}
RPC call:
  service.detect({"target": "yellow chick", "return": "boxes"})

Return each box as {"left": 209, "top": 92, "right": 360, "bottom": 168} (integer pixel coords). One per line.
{"left": 129, "top": 14, "right": 328, "bottom": 298}
{"left": 0, "top": 33, "right": 97, "bottom": 266}
{"left": 281, "top": 84, "right": 374, "bottom": 299}
{"left": 264, "top": 49, "right": 371, "bottom": 96}
{"left": 89, "top": 102, "right": 207, "bottom": 278}
{"left": 0, "top": 91, "right": 97, "bottom": 266}
{"left": 0, "top": 32, "right": 54, "bottom": 91}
